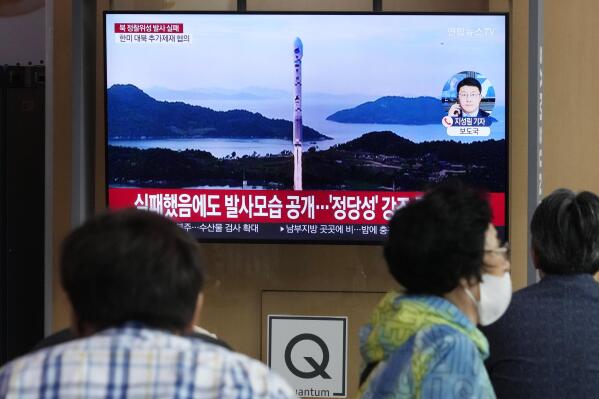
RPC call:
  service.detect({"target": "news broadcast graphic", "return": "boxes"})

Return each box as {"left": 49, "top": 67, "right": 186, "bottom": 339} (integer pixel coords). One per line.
{"left": 105, "top": 13, "right": 508, "bottom": 243}
{"left": 441, "top": 71, "right": 496, "bottom": 136}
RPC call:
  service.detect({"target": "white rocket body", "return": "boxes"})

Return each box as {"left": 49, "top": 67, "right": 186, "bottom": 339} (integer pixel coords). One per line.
{"left": 293, "top": 37, "right": 303, "bottom": 191}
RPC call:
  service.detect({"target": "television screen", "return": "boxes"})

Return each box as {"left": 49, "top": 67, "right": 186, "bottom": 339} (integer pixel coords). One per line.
{"left": 105, "top": 12, "right": 507, "bottom": 243}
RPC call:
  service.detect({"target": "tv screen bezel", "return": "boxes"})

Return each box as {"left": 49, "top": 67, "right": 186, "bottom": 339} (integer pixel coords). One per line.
{"left": 103, "top": 10, "right": 509, "bottom": 245}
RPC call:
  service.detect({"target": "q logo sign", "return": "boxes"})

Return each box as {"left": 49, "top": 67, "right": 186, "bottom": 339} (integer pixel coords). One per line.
{"left": 268, "top": 315, "right": 347, "bottom": 398}
{"left": 285, "top": 333, "right": 332, "bottom": 379}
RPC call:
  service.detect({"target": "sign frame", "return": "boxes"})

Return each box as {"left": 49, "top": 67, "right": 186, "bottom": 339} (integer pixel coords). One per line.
{"left": 267, "top": 315, "right": 348, "bottom": 398}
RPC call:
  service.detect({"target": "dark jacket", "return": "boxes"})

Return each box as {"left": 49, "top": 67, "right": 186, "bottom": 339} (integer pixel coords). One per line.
{"left": 481, "top": 274, "right": 599, "bottom": 399}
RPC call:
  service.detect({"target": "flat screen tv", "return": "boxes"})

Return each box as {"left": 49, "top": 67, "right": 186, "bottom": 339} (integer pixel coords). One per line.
{"left": 105, "top": 12, "right": 508, "bottom": 243}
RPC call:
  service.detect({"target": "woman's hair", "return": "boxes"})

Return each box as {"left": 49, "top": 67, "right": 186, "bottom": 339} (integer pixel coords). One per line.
{"left": 384, "top": 181, "right": 492, "bottom": 295}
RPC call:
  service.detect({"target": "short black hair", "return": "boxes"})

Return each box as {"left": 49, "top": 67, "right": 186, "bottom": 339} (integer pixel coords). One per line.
{"left": 531, "top": 189, "right": 599, "bottom": 274}
{"left": 457, "top": 77, "right": 482, "bottom": 94}
{"left": 384, "top": 181, "right": 492, "bottom": 295}
{"left": 60, "top": 209, "right": 204, "bottom": 331}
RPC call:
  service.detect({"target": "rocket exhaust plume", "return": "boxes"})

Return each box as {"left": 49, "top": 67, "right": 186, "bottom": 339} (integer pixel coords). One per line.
{"left": 293, "top": 37, "right": 303, "bottom": 191}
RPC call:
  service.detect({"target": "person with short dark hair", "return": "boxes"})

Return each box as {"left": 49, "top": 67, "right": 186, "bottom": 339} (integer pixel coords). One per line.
{"left": 482, "top": 189, "right": 599, "bottom": 398}
{"left": 448, "top": 77, "right": 490, "bottom": 118}
{"left": 357, "top": 181, "right": 510, "bottom": 399}
{"left": 0, "top": 209, "right": 295, "bottom": 398}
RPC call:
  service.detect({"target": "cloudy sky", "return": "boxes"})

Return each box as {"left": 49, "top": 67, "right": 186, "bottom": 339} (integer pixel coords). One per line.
{"left": 106, "top": 13, "right": 506, "bottom": 102}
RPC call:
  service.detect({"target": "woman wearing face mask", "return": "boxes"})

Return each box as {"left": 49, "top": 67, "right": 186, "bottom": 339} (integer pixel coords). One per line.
{"left": 357, "top": 181, "right": 511, "bottom": 399}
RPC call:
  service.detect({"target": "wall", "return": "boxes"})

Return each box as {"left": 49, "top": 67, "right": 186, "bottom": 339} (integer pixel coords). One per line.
{"left": 508, "top": 0, "right": 529, "bottom": 292}
{"left": 48, "top": 0, "right": 74, "bottom": 331}
{"left": 544, "top": 0, "right": 599, "bottom": 194}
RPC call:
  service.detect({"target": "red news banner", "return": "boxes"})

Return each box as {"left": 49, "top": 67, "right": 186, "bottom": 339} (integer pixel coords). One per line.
{"left": 114, "top": 23, "right": 184, "bottom": 33}
{"left": 109, "top": 188, "right": 505, "bottom": 227}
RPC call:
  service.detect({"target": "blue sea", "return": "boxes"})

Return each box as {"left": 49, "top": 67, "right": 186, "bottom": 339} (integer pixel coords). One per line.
{"left": 109, "top": 99, "right": 506, "bottom": 158}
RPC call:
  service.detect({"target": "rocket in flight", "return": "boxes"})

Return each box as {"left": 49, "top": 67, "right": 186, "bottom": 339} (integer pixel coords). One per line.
{"left": 293, "top": 37, "right": 303, "bottom": 191}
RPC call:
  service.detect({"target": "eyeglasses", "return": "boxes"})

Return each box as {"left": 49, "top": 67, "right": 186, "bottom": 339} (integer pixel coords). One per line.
{"left": 485, "top": 242, "right": 510, "bottom": 259}
{"left": 458, "top": 93, "right": 481, "bottom": 99}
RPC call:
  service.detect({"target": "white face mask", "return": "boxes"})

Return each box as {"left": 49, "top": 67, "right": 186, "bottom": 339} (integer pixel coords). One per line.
{"left": 464, "top": 273, "right": 512, "bottom": 326}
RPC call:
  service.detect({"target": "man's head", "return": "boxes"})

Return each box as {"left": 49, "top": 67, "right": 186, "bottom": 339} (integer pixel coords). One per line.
{"left": 531, "top": 189, "right": 599, "bottom": 275}
{"left": 60, "top": 209, "right": 204, "bottom": 335}
{"left": 384, "top": 181, "right": 492, "bottom": 295}
{"left": 456, "top": 77, "right": 483, "bottom": 115}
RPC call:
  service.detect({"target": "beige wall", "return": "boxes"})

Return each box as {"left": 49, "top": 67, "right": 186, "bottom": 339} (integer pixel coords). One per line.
{"left": 544, "top": 0, "right": 599, "bottom": 194}
{"left": 50, "top": 0, "right": 74, "bottom": 331}
{"left": 508, "top": 0, "right": 529, "bottom": 291}
{"left": 108, "top": 0, "right": 236, "bottom": 10}
{"left": 247, "top": 0, "right": 372, "bottom": 11}
{"left": 384, "top": 0, "right": 488, "bottom": 11}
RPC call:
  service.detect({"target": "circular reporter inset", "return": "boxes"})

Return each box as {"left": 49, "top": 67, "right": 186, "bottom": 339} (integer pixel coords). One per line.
{"left": 441, "top": 71, "right": 496, "bottom": 118}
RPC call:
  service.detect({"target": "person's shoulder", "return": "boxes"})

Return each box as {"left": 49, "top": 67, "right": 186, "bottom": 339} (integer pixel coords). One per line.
{"left": 0, "top": 340, "right": 73, "bottom": 395}
{"left": 509, "top": 278, "right": 567, "bottom": 305}
{"left": 6, "top": 334, "right": 87, "bottom": 368}
{"left": 513, "top": 280, "right": 545, "bottom": 296}
{"left": 30, "top": 328, "right": 76, "bottom": 352}
{"left": 221, "top": 351, "right": 298, "bottom": 397}
{"left": 188, "top": 329, "right": 232, "bottom": 350}
{"left": 1, "top": 334, "right": 296, "bottom": 398}
{"left": 513, "top": 275, "right": 599, "bottom": 311}
{"left": 424, "top": 324, "right": 479, "bottom": 354}
{"left": 419, "top": 325, "right": 494, "bottom": 397}
{"left": 420, "top": 323, "right": 473, "bottom": 343}
{"left": 415, "top": 323, "right": 483, "bottom": 368}
{"left": 187, "top": 340, "right": 297, "bottom": 397}
{"left": 480, "top": 282, "right": 554, "bottom": 339}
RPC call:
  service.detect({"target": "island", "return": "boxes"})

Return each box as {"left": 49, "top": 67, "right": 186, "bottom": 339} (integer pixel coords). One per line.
{"left": 107, "top": 84, "right": 332, "bottom": 141}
